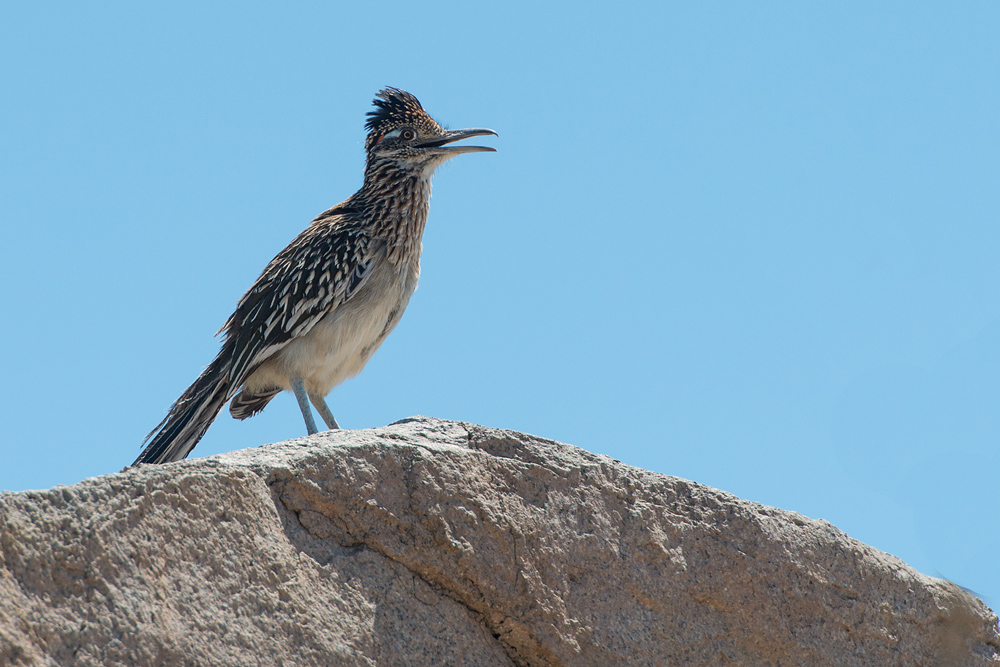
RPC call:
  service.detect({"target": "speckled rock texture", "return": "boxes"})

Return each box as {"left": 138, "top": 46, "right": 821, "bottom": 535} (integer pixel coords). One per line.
{"left": 0, "top": 417, "right": 997, "bottom": 666}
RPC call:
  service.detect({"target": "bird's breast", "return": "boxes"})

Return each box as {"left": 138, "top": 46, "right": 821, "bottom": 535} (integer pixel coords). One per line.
{"left": 274, "top": 251, "right": 418, "bottom": 396}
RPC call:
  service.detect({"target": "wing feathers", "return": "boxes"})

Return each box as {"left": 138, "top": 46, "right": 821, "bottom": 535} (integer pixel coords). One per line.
{"left": 224, "top": 219, "right": 376, "bottom": 386}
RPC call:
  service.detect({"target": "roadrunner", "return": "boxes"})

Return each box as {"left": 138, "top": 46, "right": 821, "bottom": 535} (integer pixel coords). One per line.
{"left": 134, "top": 88, "right": 496, "bottom": 465}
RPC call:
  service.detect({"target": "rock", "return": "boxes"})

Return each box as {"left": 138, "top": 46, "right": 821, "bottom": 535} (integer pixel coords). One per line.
{"left": 0, "top": 417, "right": 997, "bottom": 666}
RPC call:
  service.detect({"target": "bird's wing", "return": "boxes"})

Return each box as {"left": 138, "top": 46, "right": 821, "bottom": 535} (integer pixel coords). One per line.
{"left": 222, "top": 218, "right": 377, "bottom": 386}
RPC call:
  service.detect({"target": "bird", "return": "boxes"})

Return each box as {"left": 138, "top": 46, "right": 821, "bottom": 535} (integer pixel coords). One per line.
{"left": 133, "top": 87, "right": 496, "bottom": 465}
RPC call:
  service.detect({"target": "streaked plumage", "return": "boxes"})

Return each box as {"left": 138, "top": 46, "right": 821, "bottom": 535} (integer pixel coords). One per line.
{"left": 134, "top": 88, "right": 496, "bottom": 465}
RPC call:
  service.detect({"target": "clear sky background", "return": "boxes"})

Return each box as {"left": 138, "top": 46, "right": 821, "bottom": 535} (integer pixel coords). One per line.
{"left": 2, "top": 3, "right": 997, "bottom": 609}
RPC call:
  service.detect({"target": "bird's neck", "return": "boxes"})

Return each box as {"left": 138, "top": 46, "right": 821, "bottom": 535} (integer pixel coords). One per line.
{"left": 355, "top": 161, "right": 433, "bottom": 266}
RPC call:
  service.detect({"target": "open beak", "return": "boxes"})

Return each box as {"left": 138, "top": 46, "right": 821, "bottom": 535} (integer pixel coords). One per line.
{"left": 418, "top": 128, "right": 498, "bottom": 154}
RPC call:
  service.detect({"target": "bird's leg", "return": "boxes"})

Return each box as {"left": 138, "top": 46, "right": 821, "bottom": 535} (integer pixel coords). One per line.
{"left": 309, "top": 394, "right": 341, "bottom": 430}
{"left": 289, "top": 376, "right": 319, "bottom": 435}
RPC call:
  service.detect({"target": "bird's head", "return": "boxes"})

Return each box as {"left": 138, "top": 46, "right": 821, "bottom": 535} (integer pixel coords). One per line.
{"left": 364, "top": 87, "right": 496, "bottom": 178}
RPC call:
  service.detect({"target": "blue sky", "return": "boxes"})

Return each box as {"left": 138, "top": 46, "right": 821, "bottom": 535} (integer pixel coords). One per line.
{"left": 2, "top": 3, "right": 997, "bottom": 609}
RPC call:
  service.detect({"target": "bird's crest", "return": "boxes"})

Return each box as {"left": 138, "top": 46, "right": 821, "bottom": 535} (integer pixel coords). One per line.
{"left": 364, "top": 87, "right": 439, "bottom": 151}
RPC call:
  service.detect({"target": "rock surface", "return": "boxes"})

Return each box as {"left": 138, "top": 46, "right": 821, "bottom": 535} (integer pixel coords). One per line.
{"left": 0, "top": 417, "right": 997, "bottom": 666}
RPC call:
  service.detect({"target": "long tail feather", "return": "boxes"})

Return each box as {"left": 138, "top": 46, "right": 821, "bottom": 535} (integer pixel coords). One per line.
{"left": 134, "top": 353, "right": 233, "bottom": 465}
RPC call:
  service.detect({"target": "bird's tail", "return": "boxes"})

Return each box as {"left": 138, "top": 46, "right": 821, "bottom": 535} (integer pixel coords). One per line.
{"left": 134, "top": 352, "right": 233, "bottom": 465}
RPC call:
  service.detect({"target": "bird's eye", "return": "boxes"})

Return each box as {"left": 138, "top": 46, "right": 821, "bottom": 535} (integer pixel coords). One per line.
{"left": 375, "top": 128, "right": 416, "bottom": 144}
